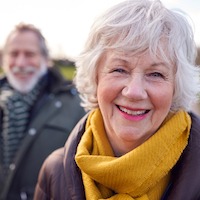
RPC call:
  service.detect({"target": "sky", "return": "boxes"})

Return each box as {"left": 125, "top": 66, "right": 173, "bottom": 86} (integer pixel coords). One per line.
{"left": 1, "top": 0, "right": 200, "bottom": 59}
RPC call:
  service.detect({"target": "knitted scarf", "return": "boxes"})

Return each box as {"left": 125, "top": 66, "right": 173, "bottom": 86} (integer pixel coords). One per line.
{"left": 75, "top": 108, "right": 191, "bottom": 200}
{"left": 0, "top": 81, "right": 41, "bottom": 168}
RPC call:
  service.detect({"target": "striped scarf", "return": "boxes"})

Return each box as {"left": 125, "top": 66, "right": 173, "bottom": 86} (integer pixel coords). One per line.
{"left": 0, "top": 82, "right": 41, "bottom": 170}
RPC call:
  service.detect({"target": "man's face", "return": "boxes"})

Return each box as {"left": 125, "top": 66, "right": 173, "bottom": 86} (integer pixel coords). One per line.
{"left": 2, "top": 31, "right": 48, "bottom": 93}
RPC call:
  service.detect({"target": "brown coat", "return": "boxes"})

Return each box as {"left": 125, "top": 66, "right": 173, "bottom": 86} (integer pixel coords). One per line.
{"left": 34, "top": 112, "right": 200, "bottom": 200}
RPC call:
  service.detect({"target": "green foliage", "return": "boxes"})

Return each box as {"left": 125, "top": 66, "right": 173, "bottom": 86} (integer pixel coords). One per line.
{"left": 52, "top": 59, "right": 76, "bottom": 80}
{"left": 0, "top": 65, "right": 76, "bottom": 80}
{"left": 58, "top": 65, "right": 76, "bottom": 80}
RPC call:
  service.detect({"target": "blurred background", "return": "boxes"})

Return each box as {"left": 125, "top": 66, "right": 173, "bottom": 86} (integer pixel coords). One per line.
{"left": 0, "top": 0, "right": 200, "bottom": 112}
{"left": 0, "top": 0, "right": 199, "bottom": 59}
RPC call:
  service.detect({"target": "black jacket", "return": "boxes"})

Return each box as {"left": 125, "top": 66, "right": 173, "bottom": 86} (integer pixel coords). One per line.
{"left": 34, "top": 112, "right": 200, "bottom": 200}
{"left": 0, "top": 67, "right": 86, "bottom": 200}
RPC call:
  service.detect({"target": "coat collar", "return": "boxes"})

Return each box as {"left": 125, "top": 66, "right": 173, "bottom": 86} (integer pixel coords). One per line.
{"left": 163, "top": 112, "right": 200, "bottom": 199}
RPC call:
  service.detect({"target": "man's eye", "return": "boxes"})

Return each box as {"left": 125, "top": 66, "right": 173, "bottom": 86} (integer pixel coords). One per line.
{"left": 26, "top": 52, "right": 35, "bottom": 57}
{"left": 9, "top": 52, "right": 18, "bottom": 57}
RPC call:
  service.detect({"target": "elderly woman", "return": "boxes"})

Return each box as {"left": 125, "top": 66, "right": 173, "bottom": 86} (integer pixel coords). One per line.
{"left": 34, "top": 0, "right": 200, "bottom": 199}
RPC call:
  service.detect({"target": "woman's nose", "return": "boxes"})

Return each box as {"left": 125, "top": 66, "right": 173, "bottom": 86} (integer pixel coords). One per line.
{"left": 122, "top": 74, "right": 148, "bottom": 100}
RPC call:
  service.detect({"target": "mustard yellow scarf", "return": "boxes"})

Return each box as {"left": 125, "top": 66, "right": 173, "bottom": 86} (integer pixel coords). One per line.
{"left": 75, "top": 109, "right": 191, "bottom": 200}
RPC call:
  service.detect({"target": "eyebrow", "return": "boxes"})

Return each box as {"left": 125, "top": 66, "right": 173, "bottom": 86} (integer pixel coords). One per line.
{"left": 151, "top": 62, "right": 171, "bottom": 69}
{"left": 111, "top": 58, "right": 170, "bottom": 68}
{"left": 110, "top": 57, "right": 129, "bottom": 64}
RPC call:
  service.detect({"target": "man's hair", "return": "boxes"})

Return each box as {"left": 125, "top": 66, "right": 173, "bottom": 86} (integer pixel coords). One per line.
{"left": 3, "top": 22, "right": 49, "bottom": 59}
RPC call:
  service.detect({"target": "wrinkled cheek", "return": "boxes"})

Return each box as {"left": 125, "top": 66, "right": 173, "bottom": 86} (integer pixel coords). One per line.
{"left": 97, "top": 86, "right": 109, "bottom": 107}
{"left": 97, "top": 83, "right": 116, "bottom": 113}
{"left": 2, "top": 63, "right": 10, "bottom": 73}
{"left": 157, "top": 93, "right": 173, "bottom": 116}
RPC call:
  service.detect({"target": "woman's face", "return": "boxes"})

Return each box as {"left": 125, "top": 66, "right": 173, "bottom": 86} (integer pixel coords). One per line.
{"left": 97, "top": 50, "right": 175, "bottom": 156}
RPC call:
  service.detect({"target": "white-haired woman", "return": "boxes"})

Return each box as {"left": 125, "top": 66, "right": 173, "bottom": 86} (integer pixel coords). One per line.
{"left": 34, "top": 0, "right": 200, "bottom": 199}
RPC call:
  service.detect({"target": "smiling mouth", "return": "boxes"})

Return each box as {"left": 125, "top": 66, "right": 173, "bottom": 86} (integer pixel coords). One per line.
{"left": 118, "top": 106, "right": 150, "bottom": 116}
{"left": 16, "top": 71, "right": 34, "bottom": 76}
{"left": 13, "top": 67, "right": 36, "bottom": 76}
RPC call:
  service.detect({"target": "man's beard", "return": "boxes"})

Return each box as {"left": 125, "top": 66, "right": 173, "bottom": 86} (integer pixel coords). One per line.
{"left": 5, "top": 64, "right": 47, "bottom": 93}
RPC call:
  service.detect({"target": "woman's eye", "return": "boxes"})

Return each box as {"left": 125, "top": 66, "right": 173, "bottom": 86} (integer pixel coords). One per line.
{"left": 149, "top": 72, "right": 164, "bottom": 78}
{"left": 112, "top": 68, "right": 126, "bottom": 73}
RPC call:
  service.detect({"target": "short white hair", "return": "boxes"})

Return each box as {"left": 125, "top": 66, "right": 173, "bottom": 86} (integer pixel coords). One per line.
{"left": 75, "top": 0, "right": 200, "bottom": 112}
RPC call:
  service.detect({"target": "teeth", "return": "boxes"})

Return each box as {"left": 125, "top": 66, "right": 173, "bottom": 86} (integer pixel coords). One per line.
{"left": 12, "top": 66, "right": 36, "bottom": 74}
{"left": 119, "top": 106, "right": 146, "bottom": 115}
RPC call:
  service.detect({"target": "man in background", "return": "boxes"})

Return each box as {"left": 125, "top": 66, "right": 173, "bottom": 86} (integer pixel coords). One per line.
{"left": 0, "top": 23, "right": 85, "bottom": 200}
